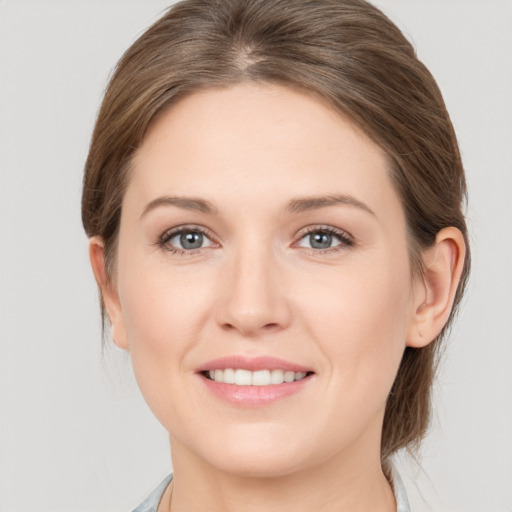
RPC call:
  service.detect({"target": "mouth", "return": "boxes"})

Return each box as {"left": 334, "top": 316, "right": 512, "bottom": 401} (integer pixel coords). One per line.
{"left": 197, "top": 356, "right": 315, "bottom": 406}
{"left": 201, "top": 368, "right": 313, "bottom": 386}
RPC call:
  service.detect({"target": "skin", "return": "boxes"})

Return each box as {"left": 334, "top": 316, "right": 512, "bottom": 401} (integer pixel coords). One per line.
{"left": 90, "top": 83, "right": 466, "bottom": 512}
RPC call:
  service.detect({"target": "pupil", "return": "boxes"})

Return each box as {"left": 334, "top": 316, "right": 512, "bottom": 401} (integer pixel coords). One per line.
{"left": 310, "top": 232, "right": 332, "bottom": 249}
{"left": 180, "top": 232, "right": 203, "bottom": 249}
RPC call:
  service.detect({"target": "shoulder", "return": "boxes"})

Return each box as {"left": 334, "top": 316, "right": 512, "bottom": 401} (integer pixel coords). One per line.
{"left": 131, "top": 470, "right": 409, "bottom": 512}
{"left": 388, "top": 465, "right": 411, "bottom": 512}
{"left": 131, "top": 474, "right": 173, "bottom": 512}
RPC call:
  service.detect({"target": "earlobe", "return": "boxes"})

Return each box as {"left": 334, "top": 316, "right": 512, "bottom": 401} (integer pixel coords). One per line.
{"left": 88, "top": 237, "right": 129, "bottom": 350}
{"left": 407, "top": 227, "right": 466, "bottom": 348}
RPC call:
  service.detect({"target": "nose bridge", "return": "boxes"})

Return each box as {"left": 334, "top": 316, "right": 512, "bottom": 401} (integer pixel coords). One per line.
{"left": 216, "top": 235, "right": 290, "bottom": 336}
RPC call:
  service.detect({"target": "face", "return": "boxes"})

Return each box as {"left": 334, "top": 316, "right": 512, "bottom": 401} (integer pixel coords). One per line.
{"left": 107, "top": 83, "right": 421, "bottom": 477}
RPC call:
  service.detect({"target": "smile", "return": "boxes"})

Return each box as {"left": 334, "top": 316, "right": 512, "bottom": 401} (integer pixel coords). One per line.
{"left": 198, "top": 356, "right": 315, "bottom": 406}
{"left": 204, "top": 369, "right": 310, "bottom": 386}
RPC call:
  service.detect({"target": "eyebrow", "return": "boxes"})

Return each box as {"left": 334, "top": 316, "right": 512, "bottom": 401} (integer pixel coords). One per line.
{"left": 285, "top": 194, "right": 375, "bottom": 216}
{"left": 140, "top": 193, "right": 375, "bottom": 218}
{"left": 140, "top": 196, "right": 217, "bottom": 218}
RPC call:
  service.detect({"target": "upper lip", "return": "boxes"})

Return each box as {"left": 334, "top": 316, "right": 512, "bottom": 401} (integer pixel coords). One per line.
{"left": 197, "top": 356, "right": 313, "bottom": 373}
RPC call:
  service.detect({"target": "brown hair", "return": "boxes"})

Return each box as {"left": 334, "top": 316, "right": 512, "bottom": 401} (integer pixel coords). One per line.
{"left": 82, "top": 0, "right": 470, "bottom": 462}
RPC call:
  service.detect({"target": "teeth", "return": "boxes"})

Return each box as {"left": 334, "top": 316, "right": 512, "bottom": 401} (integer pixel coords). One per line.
{"left": 223, "top": 368, "right": 235, "bottom": 384}
{"left": 252, "top": 369, "right": 270, "bottom": 385}
{"left": 270, "top": 369, "right": 285, "bottom": 384}
{"left": 235, "top": 369, "right": 252, "bottom": 385}
{"left": 206, "top": 369, "right": 309, "bottom": 385}
{"left": 284, "top": 371, "right": 295, "bottom": 383}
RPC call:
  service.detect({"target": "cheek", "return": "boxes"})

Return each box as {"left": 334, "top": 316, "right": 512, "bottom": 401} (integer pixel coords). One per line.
{"left": 115, "top": 260, "right": 216, "bottom": 426}
{"left": 296, "top": 254, "right": 413, "bottom": 394}
{"left": 119, "top": 265, "right": 209, "bottom": 357}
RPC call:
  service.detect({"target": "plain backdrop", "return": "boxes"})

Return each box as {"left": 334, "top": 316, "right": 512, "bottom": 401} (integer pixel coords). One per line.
{"left": 0, "top": 1, "right": 511, "bottom": 511}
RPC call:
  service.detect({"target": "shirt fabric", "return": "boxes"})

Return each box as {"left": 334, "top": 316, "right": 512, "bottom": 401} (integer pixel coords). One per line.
{"left": 132, "top": 468, "right": 411, "bottom": 512}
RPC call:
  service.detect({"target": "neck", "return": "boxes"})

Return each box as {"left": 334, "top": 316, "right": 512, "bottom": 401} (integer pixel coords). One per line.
{"left": 161, "top": 436, "right": 396, "bottom": 512}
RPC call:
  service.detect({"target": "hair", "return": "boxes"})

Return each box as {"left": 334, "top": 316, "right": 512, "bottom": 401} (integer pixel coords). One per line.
{"left": 82, "top": 0, "right": 470, "bottom": 463}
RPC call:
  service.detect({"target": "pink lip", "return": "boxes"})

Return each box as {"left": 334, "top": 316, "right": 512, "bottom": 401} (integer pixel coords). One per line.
{"left": 201, "top": 377, "right": 312, "bottom": 407}
{"left": 197, "top": 355, "right": 312, "bottom": 373}
{"left": 196, "top": 356, "right": 315, "bottom": 407}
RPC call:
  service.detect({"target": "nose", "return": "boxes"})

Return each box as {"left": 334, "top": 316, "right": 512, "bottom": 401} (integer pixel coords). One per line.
{"left": 215, "top": 242, "right": 291, "bottom": 337}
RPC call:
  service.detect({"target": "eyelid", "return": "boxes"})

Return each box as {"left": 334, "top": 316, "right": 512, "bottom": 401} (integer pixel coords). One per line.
{"left": 157, "top": 224, "right": 219, "bottom": 253}
{"left": 155, "top": 223, "right": 354, "bottom": 255}
{"left": 293, "top": 225, "right": 354, "bottom": 251}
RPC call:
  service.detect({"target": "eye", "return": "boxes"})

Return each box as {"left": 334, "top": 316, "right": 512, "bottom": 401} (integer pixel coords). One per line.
{"left": 159, "top": 226, "right": 215, "bottom": 253}
{"left": 296, "top": 227, "right": 353, "bottom": 251}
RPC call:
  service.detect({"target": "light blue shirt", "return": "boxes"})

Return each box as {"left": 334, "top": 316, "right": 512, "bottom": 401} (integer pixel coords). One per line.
{"left": 132, "top": 469, "right": 411, "bottom": 512}
{"left": 132, "top": 474, "right": 172, "bottom": 512}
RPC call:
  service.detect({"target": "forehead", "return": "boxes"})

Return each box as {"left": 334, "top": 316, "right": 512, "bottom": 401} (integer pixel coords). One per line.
{"left": 127, "top": 83, "right": 402, "bottom": 222}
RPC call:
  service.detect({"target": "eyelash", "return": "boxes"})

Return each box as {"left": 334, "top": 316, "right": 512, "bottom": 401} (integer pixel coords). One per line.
{"left": 156, "top": 224, "right": 354, "bottom": 255}
{"left": 157, "top": 225, "right": 215, "bottom": 255}
{"left": 294, "top": 225, "right": 354, "bottom": 254}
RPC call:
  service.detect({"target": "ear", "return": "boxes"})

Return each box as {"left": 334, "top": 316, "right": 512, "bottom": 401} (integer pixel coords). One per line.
{"left": 407, "top": 227, "right": 466, "bottom": 348}
{"left": 89, "top": 236, "right": 129, "bottom": 350}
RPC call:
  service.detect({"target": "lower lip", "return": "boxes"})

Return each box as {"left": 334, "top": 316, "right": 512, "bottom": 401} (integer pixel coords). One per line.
{"left": 200, "top": 374, "right": 313, "bottom": 407}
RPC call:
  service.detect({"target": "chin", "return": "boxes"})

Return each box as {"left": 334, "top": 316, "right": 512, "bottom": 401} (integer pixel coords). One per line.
{"left": 186, "top": 424, "right": 328, "bottom": 479}
{"left": 207, "top": 447, "right": 307, "bottom": 478}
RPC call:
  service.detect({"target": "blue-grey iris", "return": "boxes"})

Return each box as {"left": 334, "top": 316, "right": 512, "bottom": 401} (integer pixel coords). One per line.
{"left": 181, "top": 232, "right": 203, "bottom": 249}
{"left": 310, "top": 232, "right": 332, "bottom": 249}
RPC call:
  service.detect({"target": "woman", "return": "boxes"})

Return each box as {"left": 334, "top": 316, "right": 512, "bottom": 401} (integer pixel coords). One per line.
{"left": 82, "top": 0, "right": 469, "bottom": 510}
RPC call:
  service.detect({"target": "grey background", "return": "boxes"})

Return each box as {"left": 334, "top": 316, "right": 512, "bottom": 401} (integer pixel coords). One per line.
{"left": 0, "top": 1, "right": 511, "bottom": 511}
